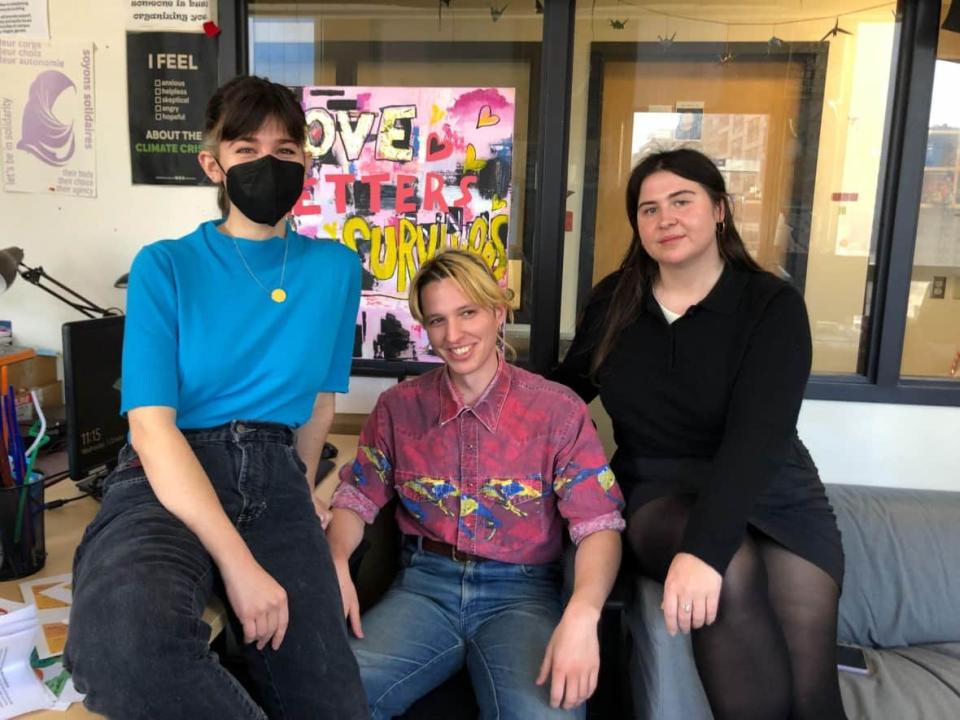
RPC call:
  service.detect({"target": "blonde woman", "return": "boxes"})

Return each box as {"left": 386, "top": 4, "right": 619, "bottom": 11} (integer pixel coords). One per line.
{"left": 326, "top": 249, "right": 625, "bottom": 719}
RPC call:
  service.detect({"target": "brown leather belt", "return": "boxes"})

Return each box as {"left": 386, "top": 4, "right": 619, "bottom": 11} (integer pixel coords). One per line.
{"left": 418, "top": 537, "right": 488, "bottom": 563}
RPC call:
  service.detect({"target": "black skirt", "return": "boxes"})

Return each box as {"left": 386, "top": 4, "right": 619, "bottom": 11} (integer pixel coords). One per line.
{"left": 615, "top": 435, "right": 845, "bottom": 587}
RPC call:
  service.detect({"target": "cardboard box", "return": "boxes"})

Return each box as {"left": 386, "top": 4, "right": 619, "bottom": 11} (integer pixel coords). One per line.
{"left": 14, "top": 381, "right": 63, "bottom": 423}
{"left": 6, "top": 355, "right": 58, "bottom": 391}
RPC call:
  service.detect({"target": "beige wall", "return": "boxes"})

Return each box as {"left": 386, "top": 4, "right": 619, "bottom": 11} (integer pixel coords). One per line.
{"left": 588, "top": 395, "right": 960, "bottom": 492}
{"left": 0, "top": 0, "right": 215, "bottom": 355}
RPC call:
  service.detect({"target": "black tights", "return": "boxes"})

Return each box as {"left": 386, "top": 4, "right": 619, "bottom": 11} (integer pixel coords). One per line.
{"left": 628, "top": 496, "right": 847, "bottom": 720}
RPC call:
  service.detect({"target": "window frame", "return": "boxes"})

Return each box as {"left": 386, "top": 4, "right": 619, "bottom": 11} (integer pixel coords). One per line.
{"left": 292, "top": 39, "right": 545, "bottom": 377}
{"left": 293, "top": 16, "right": 574, "bottom": 375}
{"left": 804, "top": 0, "right": 957, "bottom": 406}
{"left": 228, "top": 0, "right": 959, "bottom": 405}
{"left": 575, "top": 40, "right": 829, "bottom": 317}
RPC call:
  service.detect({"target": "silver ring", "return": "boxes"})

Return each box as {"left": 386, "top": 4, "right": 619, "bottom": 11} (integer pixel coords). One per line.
{"left": 681, "top": 603, "right": 692, "bottom": 613}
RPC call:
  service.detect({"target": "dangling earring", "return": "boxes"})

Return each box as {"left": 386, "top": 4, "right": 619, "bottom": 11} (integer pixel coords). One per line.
{"left": 496, "top": 325, "right": 506, "bottom": 354}
{"left": 716, "top": 220, "right": 725, "bottom": 241}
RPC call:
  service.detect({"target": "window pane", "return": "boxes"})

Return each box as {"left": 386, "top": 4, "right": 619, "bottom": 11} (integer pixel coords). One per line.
{"left": 249, "top": 1, "right": 543, "bottom": 365}
{"left": 560, "top": 1, "right": 899, "bottom": 376}
{"left": 900, "top": 19, "right": 960, "bottom": 381}
{"left": 249, "top": 18, "right": 319, "bottom": 86}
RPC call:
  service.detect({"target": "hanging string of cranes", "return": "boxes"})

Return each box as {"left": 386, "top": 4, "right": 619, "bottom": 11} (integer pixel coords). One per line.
{"left": 435, "top": 1, "right": 896, "bottom": 64}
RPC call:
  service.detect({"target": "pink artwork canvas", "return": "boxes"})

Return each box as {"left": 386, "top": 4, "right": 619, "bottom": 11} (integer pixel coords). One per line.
{"left": 292, "top": 86, "right": 515, "bottom": 363}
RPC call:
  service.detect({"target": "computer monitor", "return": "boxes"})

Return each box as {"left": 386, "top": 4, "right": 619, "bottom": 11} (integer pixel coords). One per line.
{"left": 62, "top": 316, "right": 127, "bottom": 482}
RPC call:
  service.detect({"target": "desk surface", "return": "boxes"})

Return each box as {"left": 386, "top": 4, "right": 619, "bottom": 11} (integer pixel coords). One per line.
{"left": 1, "top": 433, "right": 358, "bottom": 719}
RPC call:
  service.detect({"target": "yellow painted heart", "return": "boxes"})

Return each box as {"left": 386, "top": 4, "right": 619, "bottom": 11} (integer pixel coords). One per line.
{"left": 431, "top": 104, "right": 446, "bottom": 125}
{"left": 464, "top": 143, "right": 487, "bottom": 172}
{"left": 492, "top": 195, "right": 507, "bottom": 210}
{"left": 477, "top": 104, "right": 501, "bottom": 128}
{"left": 323, "top": 222, "right": 339, "bottom": 239}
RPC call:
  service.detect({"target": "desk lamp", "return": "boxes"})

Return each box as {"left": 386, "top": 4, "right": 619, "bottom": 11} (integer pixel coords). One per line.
{"left": 0, "top": 247, "right": 22, "bottom": 293}
{"left": 0, "top": 247, "right": 122, "bottom": 318}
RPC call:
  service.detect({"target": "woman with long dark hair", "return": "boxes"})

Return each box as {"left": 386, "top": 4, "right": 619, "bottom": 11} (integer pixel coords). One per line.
{"left": 555, "top": 148, "right": 847, "bottom": 719}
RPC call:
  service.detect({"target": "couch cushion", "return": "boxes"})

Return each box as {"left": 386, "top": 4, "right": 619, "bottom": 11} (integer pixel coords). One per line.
{"left": 839, "top": 644, "right": 960, "bottom": 720}
{"left": 826, "top": 485, "right": 960, "bottom": 648}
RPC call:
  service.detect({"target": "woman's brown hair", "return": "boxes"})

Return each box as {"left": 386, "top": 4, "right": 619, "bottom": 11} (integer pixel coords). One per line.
{"left": 589, "top": 148, "right": 762, "bottom": 375}
{"left": 201, "top": 75, "right": 307, "bottom": 216}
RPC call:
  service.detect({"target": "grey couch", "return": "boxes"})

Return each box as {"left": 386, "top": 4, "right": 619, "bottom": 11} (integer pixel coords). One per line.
{"left": 625, "top": 484, "right": 960, "bottom": 719}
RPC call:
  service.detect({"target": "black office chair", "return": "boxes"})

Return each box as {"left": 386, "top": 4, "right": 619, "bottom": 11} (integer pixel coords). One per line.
{"left": 349, "top": 511, "right": 635, "bottom": 720}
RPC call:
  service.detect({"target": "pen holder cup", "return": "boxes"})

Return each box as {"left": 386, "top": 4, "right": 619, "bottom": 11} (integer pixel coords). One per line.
{"left": 0, "top": 479, "right": 46, "bottom": 580}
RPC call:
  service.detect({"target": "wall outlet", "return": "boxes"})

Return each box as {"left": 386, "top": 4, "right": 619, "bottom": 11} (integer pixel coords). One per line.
{"left": 931, "top": 276, "right": 946, "bottom": 299}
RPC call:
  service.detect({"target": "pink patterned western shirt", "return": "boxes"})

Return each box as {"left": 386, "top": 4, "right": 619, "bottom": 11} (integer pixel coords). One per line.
{"left": 332, "top": 359, "right": 625, "bottom": 564}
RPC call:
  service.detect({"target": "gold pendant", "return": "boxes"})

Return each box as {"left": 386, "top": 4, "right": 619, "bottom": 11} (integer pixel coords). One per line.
{"left": 271, "top": 288, "right": 287, "bottom": 303}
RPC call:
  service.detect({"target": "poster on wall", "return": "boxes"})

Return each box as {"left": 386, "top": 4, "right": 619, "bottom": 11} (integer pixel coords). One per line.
{"left": 674, "top": 101, "right": 704, "bottom": 141}
{"left": 291, "top": 86, "right": 515, "bottom": 366}
{"left": 0, "top": 0, "right": 49, "bottom": 38}
{"left": 0, "top": 40, "right": 96, "bottom": 197}
{"left": 126, "top": 31, "right": 216, "bottom": 185}
{"left": 126, "top": 0, "right": 214, "bottom": 31}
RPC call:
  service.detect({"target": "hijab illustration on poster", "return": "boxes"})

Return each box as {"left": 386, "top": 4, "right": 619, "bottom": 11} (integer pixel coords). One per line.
{"left": 126, "top": 31, "right": 217, "bottom": 184}
{"left": 0, "top": 40, "right": 96, "bottom": 197}
{"left": 291, "top": 86, "right": 516, "bottom": 364}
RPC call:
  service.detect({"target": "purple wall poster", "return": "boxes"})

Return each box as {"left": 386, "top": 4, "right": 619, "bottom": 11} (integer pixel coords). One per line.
{"left": 0, "top": 40, "right": 95, "bottom": 197}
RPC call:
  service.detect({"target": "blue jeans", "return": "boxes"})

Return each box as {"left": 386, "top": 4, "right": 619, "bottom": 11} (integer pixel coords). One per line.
{"left": 352, "top": 537, "right": 584, "bottom": 720}
{"left": 64, "top": 422, "right": 368, "bottom": 720}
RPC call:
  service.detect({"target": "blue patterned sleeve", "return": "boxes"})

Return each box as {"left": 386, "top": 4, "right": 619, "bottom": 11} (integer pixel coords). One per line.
{"left": 331, "top": 397, "right": 396, "bottom": 523}
{"left": 553, "top": 402, "right": 626, "bottom": 543}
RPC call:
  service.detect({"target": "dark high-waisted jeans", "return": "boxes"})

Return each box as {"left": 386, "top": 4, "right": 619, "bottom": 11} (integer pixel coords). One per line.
{"left": 63, "top": 421, "right": 369, "bottom": 720}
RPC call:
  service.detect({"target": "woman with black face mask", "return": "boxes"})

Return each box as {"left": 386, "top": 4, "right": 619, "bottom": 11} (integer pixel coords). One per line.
{"left": 64, "top": 76, "right": 368, "bottom": 720}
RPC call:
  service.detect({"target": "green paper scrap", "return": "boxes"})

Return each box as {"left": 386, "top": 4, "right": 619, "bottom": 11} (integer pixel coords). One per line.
{"left": 45, "top": 669, "right": 71, "bottom": 698}
{"left": 29, "top": 647, "right": 56, "bottom": 668}
{"left": 30, "top": 648, "right": 73, "bottom": 698}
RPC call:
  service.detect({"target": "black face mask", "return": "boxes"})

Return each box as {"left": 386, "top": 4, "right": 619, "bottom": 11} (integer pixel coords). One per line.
{"left": 220, "top": 155, "right": 305, "bottom": 227}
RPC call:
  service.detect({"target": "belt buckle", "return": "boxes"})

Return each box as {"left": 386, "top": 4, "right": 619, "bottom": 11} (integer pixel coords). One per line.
{"left": 450, "top": 546, "right": 469, "bottom": 562}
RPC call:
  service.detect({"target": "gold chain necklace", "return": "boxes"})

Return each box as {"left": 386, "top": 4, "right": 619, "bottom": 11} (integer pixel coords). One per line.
{"left": 232, "top": 234, "right": 289, "bottom": 303}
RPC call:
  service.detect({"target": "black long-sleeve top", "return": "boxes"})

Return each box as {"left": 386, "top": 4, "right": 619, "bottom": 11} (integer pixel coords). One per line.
{"left": 554, "top": 263, "right": 813, "bottom": 574}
